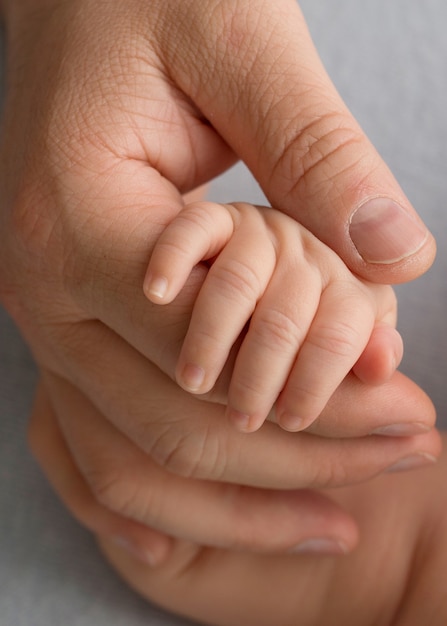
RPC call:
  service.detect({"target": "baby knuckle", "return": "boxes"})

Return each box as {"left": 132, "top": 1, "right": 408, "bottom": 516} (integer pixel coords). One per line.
{"left": 154, "top": 237, "right": 192, "bottom": 263}
{"left": 252, "top": 308, "right": 303, "bottom": 350}
{"left": 182, "top": 202, "right": 215, "bottom": 229}
{"left": 310, "top": 320, "right": 359, "bottom": 359}
{"left": 170, "top": 204, "right": 214, "bottom": 243}
{"left": 211, "top": 259, "right": 260, "bottom": 303}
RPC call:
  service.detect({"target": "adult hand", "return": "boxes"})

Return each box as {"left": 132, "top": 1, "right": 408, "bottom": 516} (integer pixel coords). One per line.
{"left": 1, "top": 0, "right": 434, "bottom": 287}
{"left": 29, "top": 378, "right": 440, "bottom": 564}
{"left": 0, "top": 0, "right": 439, "bottom": 553}
{"left": 30, "top": 383, "right": 447, "bottom": 626}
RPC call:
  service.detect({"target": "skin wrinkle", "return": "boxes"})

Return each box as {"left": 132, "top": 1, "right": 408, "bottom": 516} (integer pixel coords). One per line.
{"left": 268, "top": 114, "right": 363, "bottom": 204}
{"left": 116, "top": 372, "right": 226, "bottom": 480}
{"left": 51, "top": 382, "right": 164, "bottom": 525}
{"left": 34, "top": 7, "right": 212, "bottom": 188}
{"left": 253, "top": 83, "right": 343, "bottom": 182}
{"left": 245, "top": 306, "right": 306, "bottom": 357}
{"left": 69, "top": 388, "right": 316, "bottom": 550}
{"left": 256, "top": 62, "right": 332, "bottom": 130}
{"left": 312, "top": 153, "right": 373, "bottom": 213}
{"left": 291, "top": 138, "right": 372, "bottom": 206}
{"left": 1, "top": 6, "right": 442, "bottom": 608}
{"left": 187, "top": 421, "right": 229, "bottom": 484}
{"left": 202, "top": 13, "right": 277, "bottom": 149}
{"left": 149, "top": 423, "right": 206, "bottom": 480}
{"left": 158, "top": 1, "right": 275, "bottom": 125}
{"left": 208, "top": 258, "right": 263, "bottom": 308}
{"left": 217, "top": 1, "right": 276, "bottom": 87}
{"left": 307, "top": 302, "right": 373, "bottom": 359}
{"left": 292, "top": 130, "right": 365, "bottom": 194}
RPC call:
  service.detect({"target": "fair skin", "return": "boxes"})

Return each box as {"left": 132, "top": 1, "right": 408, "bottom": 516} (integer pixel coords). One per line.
{"left": 99, "top": 443, "right": 447, "bottom": 626}
{"left": 30, "top": 383, "right": 447, "bottom": 626}
{"left": 0, "top": 0, "right": 439, "bottom": 553}
{"left": 145, "top": 201, "right": 403, "bottom": 433}
{"left": 28, "top": 371, "right": 440, "bottom": 561}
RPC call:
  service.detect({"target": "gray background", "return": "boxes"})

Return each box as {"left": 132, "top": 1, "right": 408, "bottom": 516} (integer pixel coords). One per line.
{"left": 1, "top": 1, "right": 446, "bottom": 624}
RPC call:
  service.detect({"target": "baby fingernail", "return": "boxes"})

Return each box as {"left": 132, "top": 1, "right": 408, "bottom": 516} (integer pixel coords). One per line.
{"left": 180, "top": 363, "right": 205, "bottom": 392}
{"left": 386, "top": 452, "right": 437, "bottom": 474}
{"left": 279, "top": 414, "right": 304, "bottom": 432}
{"left": 228, "top": 409, "right": 251, "bottom": 432}
{"left": 144, "top": 275, "right": 168, "bottom": 301}
{"left": 349, "top": 198, "right": 428, "bottom": 264}
{"left": 291, "top": 538, "right": 348, "bottom": 555}
{"left": 111, "top": 536, "right": 157, "bottom": 567}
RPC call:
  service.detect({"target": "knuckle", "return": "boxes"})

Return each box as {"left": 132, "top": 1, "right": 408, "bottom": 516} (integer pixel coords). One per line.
{"left": 210, "top": 259, "right": 261, "bottom": 304}
{"left": 152, "top": 433, "right": 198, "bottom": 478}
{"left": 182, "top": 202, "right": 215, "bottom": 229}
{"left": 298, "top": 446, "right": 352, "bottom": 488}
{"left": 148, "top": 421, "right": 227, "bottom": 481}
{"left": 272, "top": 112, "right": 365, "bottom": 203}
{"left": 153, "top": 237, "right": 192, "bottom": 264}
{"left": 310, "top": 319, "right": 360, "bottom": 359}
{"left": 85, "top": 465, "right": 139, "bottom": 517}
{"left": 251, "top": 307, "right": 303, "bottom": 351}
{"left": 166, "top": 204, "right": 213, "bottom": 248}
{"left": 84, "top": 456, "right": 164, "bottom": 525}
{"left": 88, "top": 468, "right": 161, "bottom": 526}
{"left": 316, "top": 460, "right": 350, "bottom": 489}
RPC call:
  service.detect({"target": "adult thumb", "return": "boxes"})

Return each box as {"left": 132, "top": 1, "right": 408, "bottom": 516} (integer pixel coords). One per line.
{"left": 161, "top": 0, "right": 435, "bottom": 283}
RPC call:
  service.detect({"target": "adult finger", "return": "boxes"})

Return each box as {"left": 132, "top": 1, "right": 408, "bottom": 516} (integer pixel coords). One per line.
{"left": 28, "top": 382, "right": 174, "bottom": 567}
{"left": 45, "top": 321, "right": 441, "bottom": 489}
{"left": 157, "top": 0, "right": 435, "bottom": 283}
{"left": 61, "top": 194, "right": 436, "bottom": 444}
{"left": 304, "top": 370, "right": 436, "bottom": 439}
{"left": 40, "top": 374, "right": 359, "bottom": 553}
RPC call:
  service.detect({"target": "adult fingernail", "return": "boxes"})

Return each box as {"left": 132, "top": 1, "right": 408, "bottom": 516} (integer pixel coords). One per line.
{"left": 385, "top": 452, "right": 437, "bottom": 474}
{"left": 349, "top": 198, "right": 428, "bottom": 264}
{"left": 291, "top": 538, "right": 348, "bottom": 555}
{"left": 371, "top": 422, "right": 430, "bottom": 437}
